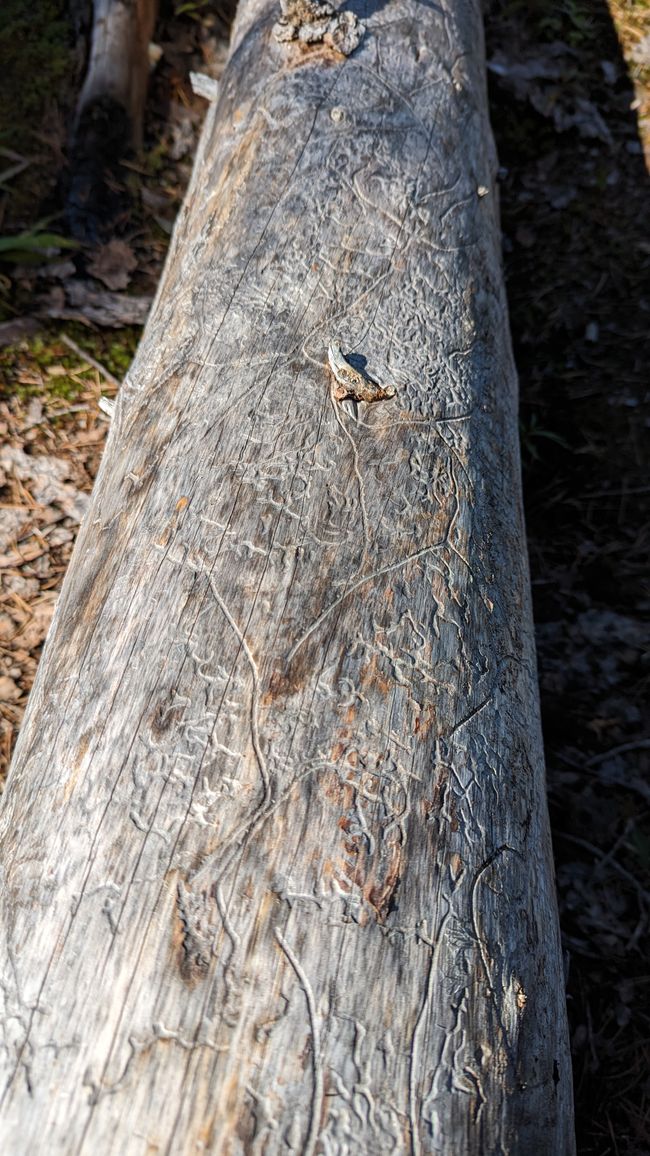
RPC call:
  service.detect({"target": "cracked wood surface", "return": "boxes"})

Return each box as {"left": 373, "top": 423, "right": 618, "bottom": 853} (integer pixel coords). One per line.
{"left": 0, "top": 1, "right": 575, "bottom": 1152}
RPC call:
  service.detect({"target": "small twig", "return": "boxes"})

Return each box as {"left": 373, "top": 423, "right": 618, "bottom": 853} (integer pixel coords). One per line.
{"left": 586, "top": 740, "right": 650, "bottom": 768}
{"left": 60, "top": 334, "right": 121, "bottom": 388}
{"left": 189, "top": 72, "right": 219, "bottom": 102}
{"left": 19, "top": 403, "right": 91, "bottom": 433}
{"left": 98, "top": 397, "right": 116, "bottom": 419}
{"left": 0, "top": 157, "right": 32, "bottom": 185}
{"left": 581, "top": 486, "right": 650, "bottom": 499}
{"left": 557, "top": 831, "right": 650, "bottom": 905}
{"left": 597, "top": 818, "right": 636, "bottom": 874}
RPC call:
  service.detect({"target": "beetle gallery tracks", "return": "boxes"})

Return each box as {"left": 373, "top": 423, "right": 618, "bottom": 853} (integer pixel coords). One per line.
{"left": 0, "top": 0, "right": 574, "bottom": 1152}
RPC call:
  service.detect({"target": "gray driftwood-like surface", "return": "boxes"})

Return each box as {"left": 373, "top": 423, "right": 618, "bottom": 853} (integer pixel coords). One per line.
{"left": 0, "top": 1, "right": 575, "bottom": 1152}
{"left": 67, "top": 0, "right": 158, "bottom": 240}
{"left": 75, "top": 0, "right": 158, "bottom": 149}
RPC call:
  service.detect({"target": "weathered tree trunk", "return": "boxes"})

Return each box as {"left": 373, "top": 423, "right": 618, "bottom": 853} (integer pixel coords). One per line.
{"left": 0, "top": 1, "right": 575, "bottom": 1152}
{"left": 76, "top": 0, "right": 157, "bottom": 147}
{"left": 67, "top": 0, "right": 158, "bottom": 239}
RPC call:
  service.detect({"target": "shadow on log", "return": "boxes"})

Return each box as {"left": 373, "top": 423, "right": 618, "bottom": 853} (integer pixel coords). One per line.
{"left": 0, "top": 0, "right": 575, "bottom": 1151}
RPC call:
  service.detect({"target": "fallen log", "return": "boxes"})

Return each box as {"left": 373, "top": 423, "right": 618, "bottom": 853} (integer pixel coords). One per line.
{"left": 0, "top": 0, "right": 575, "bottom": 1151}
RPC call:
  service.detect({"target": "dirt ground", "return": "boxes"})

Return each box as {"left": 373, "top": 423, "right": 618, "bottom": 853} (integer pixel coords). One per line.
{"left": 0, "top": 1, "right": 648, "bottom": 1152}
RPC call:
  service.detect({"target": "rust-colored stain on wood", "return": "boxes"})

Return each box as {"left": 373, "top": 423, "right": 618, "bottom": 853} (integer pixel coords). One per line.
{"left": 155, "top": 494, "right": 190, "bottom": 549}
{"left": 364, "top": 844, "right": 403, "bottom": 923}
{"left": 61, "top": 729, "right": 93, "bottom": 803}
{"left": 204, "top": 124, "right": 265, "bottom": 238}
{"left": 193, "top": 1116, "right": 216, "bottom": 1152}
{"left": 73, "top": 730, "right": 92, "bottom": 768}
{"left": 319, "top": 767, "right": 347, "bottom": 810}
{"left": 263, "top": 650, "right": 312, "bottom": 699}
{"left": 413, "top": 702, "right": 436, "bottom": 737}
{"left": 359, "top": 651, "right": 393, "bottom": 696}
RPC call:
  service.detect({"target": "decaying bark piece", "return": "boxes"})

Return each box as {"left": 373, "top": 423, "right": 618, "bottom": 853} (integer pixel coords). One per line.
{"left": 328, "top": 340, "right": 397, "bottom": 404}
{"left": 0, "top": 0, "right": 575, "bottom": 1152}
{"left": 272, "top": 0, "right": 364, "bottom": 54}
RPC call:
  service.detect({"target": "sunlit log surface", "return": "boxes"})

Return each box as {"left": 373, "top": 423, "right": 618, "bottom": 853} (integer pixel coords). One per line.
{"left": 0, "top": 0, "right": 575, "bottom": 1151}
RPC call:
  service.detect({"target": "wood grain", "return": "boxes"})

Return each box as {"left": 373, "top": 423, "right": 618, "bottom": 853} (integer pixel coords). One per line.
{"left": 0, "top": 1, "right": 575, "bottom": 1151}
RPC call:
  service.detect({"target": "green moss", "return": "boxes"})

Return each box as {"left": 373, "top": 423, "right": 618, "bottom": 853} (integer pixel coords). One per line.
{"left": 141, "top": 143, "right": 168, "bottom": 177}
{"left": 106, "top": 335, "right": 139, "bottom": 376}
{"left": 0, "top": 325, "right": 139, "bottom": 403}
{"left": 63, "top": 324, "right": 139, "bottom": 377}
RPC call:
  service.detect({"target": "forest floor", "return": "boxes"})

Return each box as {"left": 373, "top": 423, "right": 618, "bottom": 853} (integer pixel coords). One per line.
{"left": 0, "top": 1, "right": 648, "bottom": 1152}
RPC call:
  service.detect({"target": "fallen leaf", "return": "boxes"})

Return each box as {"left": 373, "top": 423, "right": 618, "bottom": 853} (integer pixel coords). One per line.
{"left": 87, "top": 239, "right": 138, "bottom": 291}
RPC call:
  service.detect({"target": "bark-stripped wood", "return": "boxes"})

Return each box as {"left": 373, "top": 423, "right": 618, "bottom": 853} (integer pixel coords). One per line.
{"left": 68, "top": 0, "right": 158, "bottom": 238}
{"left": 0, "top": 1, "right": 575, "bottom": 1152}
{"left": 75, "top": 0, "right": 158, "bottom": 147}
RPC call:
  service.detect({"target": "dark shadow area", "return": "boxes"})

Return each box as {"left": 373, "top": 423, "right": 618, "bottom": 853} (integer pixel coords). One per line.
{"left": 484, "top": 2, "right": 649, "bottom": 1153}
